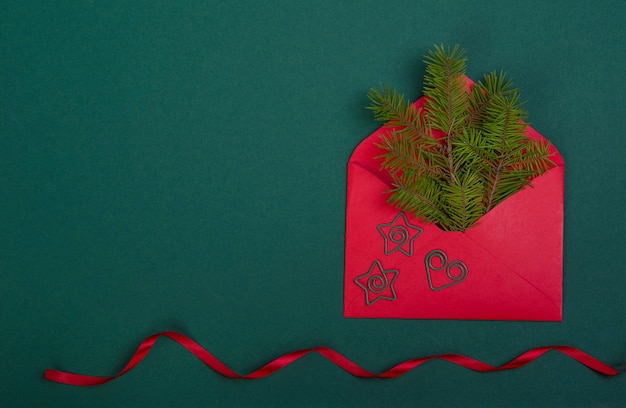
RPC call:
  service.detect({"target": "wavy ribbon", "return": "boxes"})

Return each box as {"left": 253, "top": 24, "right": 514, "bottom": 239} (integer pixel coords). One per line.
{"left": 44, "top": 331, "right": 623, "bottom": 386}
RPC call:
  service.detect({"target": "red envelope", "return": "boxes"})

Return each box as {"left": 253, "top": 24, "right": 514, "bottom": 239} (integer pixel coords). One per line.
{"left": 344, "top": 93, "right": 564, "bottom": 321}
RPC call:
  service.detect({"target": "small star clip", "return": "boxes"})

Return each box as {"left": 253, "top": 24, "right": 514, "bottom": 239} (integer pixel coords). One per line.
{"left": 377, "top": 212, "right": 422, "bottom": 256}
{"left": 354, "top": 260, "right": 399, "bottom": 305}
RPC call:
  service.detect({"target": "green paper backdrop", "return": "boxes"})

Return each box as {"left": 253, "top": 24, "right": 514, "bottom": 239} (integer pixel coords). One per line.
{"left": 2, "top": 1, "right": 625, "bottom": 406}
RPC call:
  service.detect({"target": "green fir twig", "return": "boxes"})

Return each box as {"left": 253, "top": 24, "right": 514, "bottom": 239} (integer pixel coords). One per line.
{"left": 368, "top": 44, "right": 556, "bottom": 232}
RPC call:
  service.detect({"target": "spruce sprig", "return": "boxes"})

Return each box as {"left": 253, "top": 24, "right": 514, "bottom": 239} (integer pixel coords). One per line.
{"left": 368, "top": 44, "right": 556, "bottom": 232}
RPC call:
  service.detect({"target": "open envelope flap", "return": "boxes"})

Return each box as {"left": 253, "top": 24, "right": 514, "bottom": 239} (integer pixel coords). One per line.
{"left": 345, "top": 97, "right": 564, "bottom": 321}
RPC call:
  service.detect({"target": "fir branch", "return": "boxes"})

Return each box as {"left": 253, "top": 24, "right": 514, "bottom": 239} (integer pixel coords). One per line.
{"left": 422, "top": 45, "right": 470, "bottom": 185}
{"left": 481, "top": 94, "right": 529, "bottom": 211}
{"left": 376, "top": 133, "right": 444, "bottom": 181}
{"left": 423, "top": 44, "right": 469, "bottom": 135}
{"left": 511, "top": 139, "right": 556, "bottom": 175}
{"left": 465, "top": 71, "right": 516, "bottom": 128}
{"left": 483, "top": 169, "right": 534, "bottom": 211}
{"left": 367, "top": 85, "right": 432, "bottom": 141}
{"left": 367, "top": 45, "right": 557, "bottom": 231}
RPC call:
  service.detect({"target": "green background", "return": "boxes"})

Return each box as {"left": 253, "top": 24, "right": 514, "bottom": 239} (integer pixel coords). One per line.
{"left": 2, "top": 1, "right": 625, "bottom": 406}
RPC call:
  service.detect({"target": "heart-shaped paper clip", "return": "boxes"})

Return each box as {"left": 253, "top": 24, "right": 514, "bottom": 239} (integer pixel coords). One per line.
{"left": 425, "top": 249, "right": 468, "bottom": 291}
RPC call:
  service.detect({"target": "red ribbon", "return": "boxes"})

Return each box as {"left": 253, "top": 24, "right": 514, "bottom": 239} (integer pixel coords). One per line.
{"left": 44, "top": 331, "right": 623, "bottom": 386}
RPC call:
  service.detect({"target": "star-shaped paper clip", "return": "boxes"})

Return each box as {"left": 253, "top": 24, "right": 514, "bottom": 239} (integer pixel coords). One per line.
{"left": 354, "top": 260, "right": 399, "bottom": 305}
{"left": 377, "top": 212, "right": 422, "bottom": 256}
